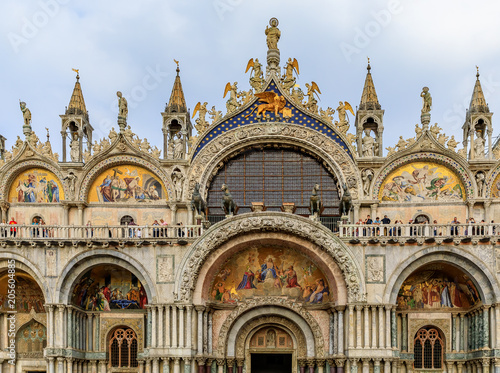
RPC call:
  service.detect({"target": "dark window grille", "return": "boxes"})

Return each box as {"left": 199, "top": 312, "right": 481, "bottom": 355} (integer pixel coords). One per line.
{"left": 414, "top": 327, "right": 443, "bottom": 370}
{"left": 109, "top": 328, "right": 138, "bottom": 368}
{"left": 207, "top": 148, "right": 340, "bottom": 217}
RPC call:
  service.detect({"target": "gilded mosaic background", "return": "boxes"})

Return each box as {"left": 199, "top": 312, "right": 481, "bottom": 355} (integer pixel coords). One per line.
{"left": 492, "top": 173, "right": 500, "bottom": 198}
{"left": 379, "top": 162, "right": 464, "bottom": 202}
{"left": 8, "top": 169, "right": 64, "bottom": 203}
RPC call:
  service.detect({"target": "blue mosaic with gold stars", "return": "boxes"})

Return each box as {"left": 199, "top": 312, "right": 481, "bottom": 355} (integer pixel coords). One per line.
{"left": 192, "top": 79, "right": 353, "bottom": 160}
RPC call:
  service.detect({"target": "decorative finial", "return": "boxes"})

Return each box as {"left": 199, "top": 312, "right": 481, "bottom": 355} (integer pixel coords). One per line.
{"left": 174, "top": 59, "right": 180, "bottom": 75}
{"left": 476, "top": 65, "right": 480, "bottom": 79}
{"left": 45, "top": 127, "right": 50, "bottom": 142}
{"left": 367, "top": 57, "right": 371, "bottom": 71}
{"left": 72, "top": 68, "right": 80, "bottom": 80}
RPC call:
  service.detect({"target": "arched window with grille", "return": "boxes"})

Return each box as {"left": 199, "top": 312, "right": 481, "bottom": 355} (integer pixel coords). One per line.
{"left": 414, "top": 327, "right": 444, "bottom": 369}
{"left": 109, "top": 328, "right": 138, "bottom": 368}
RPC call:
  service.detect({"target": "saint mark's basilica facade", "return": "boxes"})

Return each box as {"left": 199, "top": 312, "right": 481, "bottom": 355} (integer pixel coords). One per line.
{"left": 1, "top": 18, "right": 500, "bottom": 373}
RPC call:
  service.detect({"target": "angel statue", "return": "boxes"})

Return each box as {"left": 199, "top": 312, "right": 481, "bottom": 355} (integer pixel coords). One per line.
{"left": 208, "top": 106, "right": 223, "bottom": 125}
{"left": 265, "top": 17, "right": 281, "bottom": 51}
{"left": 305, "top": 82, "right": 321, "bottom": 114}
{"left": 192, "top": 102, "right": 209, "bottom": 133}
{"left": 282, "top": 58, "right": 299, "bottom": 92}
{"left": 335, "top": 101, "right": 354, "bottom": 134}
{"left": 245, "top": 91, "right": 286, "bottom": 121}
{"left": 245, "top": 58, "right": 264, "bottom": 91}
{"left": 223, "top": 82, "right": 240, "bottom": 114}
{"left": 420, "top": 87, "right": 432, "bottom": 113}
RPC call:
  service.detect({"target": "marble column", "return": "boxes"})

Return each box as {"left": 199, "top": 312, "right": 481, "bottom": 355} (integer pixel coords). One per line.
{"left": 173, "top": 358, "right": 181, "bottom": 373}
{"left": 184, "top": 358, "right": 192, "bottom": 373}
{"left": 457, "top": 362, "right": 464, "bottom": 373}
{"left": 483, "top": 360, "right": 490, "bottom": 373}
{"left": 299, "top": 359, "right": 307, "bottom": 373}
{"left": 317, "top": 359, "right": 325, "bottom": 373}
{"left": 493, "top": 359, "right": 500, "bottom": 373}
{"left": 452, "top": 314, "right": 457, "bottom": 352}
{"left": 152, "top": 358, "right": 160, "bottom": 373}
{"left": 336, "top": 359, "right": 346, "bottom": 373}
{"left": 371, "top": 306, "right": 377, "bottom": 348}
{"left": 327, "top": 359, "right": 335, "bottom": 373}
{"left": 98, "top": 361, "right": 106, "bottom": 373}
{"left": 162, "top": 358, "right": 170, "bottom": 373}
{"left": 67, "top": 308, "right": 73, "bottom": 348}
{"left": 338, "top": 306, "right": 345, "bottom": 355}
{"left": 391, "top": 360, "right": 399, "bottom": 373}
{"left": 179, "top": 305, "right": 185, "bottom": 348}
{"left": 186, "top": 305, "right": 193, "bottom": 350}
{"left": 226, "top": 358, "right": 235, "bottom": 373}
{"left": 158, "top": 305, "right": 164, "bottom": 348}
{"left": 203, "top": 310, "right": 208, "bottom": 353}
{"left": 378, "top": 306, "right": 385, "bottom": 348}
{"left": 484, "top": 307, "right": 490, "bottom": 348}
{"left": 208, "top": 310, "right": 213, "bottom": 354}
{"left": 236, "top": 359, "right": 244, "bottom": 373}
{"left": 350, "top": 359, "right": 358, "bottom": 373}
{"left": 88, "top": 314, "right": 93, "bottom": 351}
{"left": 348, "top": 305, "right": 355, "bottom": 349}
{"left": 363, "top": 306, "right": 369, "bottom": 348}
{"left": 308, "top": 359, "right": 316, "bottom": 373}
{"left": 401, "top": 314, "right": 407, "bottom": 352}
{"left": 384, "top": 360, "right": 391, "bottom": 373}
{"left": 195, "top": 358, "right": 205, "bottom": 373}
{"left": 67, "top": 359, "right": 73, "bottom": 373}
{"left": 216, "top": 359, "right": 225, "bottom": 373}
{"left": 57, "top": 358, "right": 65, "bottom": 373}
{"left": 147, "top": 307, "right": 152, "bottom": 348}
{"left": 196, "top": 306, "right": 204, "bottom": 354}
{"left": 447, "top": 362, "right": 454, "bottom": 373}
{"left": 391, "top": 307, "right": 397, "bottom": 348}
{"left": 373, "top": 359, "right": 381, "bottom": 373}
{"left": 385, "top": 306, "right": 391, "bottom": 349}
{"left": 356, "top": 306, "right": 362, "bottom": 348}
{"left": 151, "top": 306, "right": 157, "bottom": 348}
{"left": 329, "top": 311, "right": 335, "bottom": 355}
{"left": 166, "top": 305, "right": 171, "bottom": 347}
{"left": 139, "top": 361, "right": 145, "bottom": 373}
{"left": 48, "top": 358, "right": 55, "bottom": 373}
{"left": 362, "top": 359, "right": 369, "bottom": 373}
{"left": 172, "top": 305, "right": 178, "bottom": 348}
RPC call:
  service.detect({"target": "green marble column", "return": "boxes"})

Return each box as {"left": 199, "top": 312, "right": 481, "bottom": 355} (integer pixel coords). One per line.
{"left": 402, "top": 314, "right": 407, "bottom": 352}
{"left": 452, "top": 314, "right": 456, "bottom": 351}
{"left": 95, "top": 314, "right": 100, "bottom": 351}
{"left": 483, "top": 307, "right": 490, "bottom": 348}
{"left": 147, "top": 307, "right": 152, "bottom": 347}
{"left": 391, "top": 308, "right": 397, "bottom": 348}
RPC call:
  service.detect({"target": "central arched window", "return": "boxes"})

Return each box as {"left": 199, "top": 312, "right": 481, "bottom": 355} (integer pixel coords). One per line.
{"left": 206, "top": 147, "right": 340, "bottom": 217}
{"left": 109, "top": 328, "right": 138, "bottom": 368}
{"left": 414, "top": 327, "right": 443, "bottom": 369}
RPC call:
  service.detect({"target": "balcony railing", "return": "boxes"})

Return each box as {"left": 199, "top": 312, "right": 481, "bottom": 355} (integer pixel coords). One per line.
{"left": 338, "top": 223, "right": 500, "bottom": 240}
{"left": 0, "top": 224, "right": 203, "bottom": 241}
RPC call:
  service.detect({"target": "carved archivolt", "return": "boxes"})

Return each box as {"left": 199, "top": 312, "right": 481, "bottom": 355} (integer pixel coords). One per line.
{"left": 186, "top": 123, "right": 361, "bottom": 201}
{"left": 175, "top": 212, "right": 364, "bottom": 303}
{"left": 234, "top": 316, "right": 306, "bottom": 359}
{"left": 0, "top": 159, "right": 68, "bottom": 202}
{"left": 217, "top": 298, "right": 324, "bottom": 358}
{"left": 78, "top": 155, "right": 174, "bottom": 202}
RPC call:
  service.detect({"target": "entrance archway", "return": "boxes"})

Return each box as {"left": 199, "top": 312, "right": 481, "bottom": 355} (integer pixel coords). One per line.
{"left": 248, "top": 326, "right": 295, "bottom": 373}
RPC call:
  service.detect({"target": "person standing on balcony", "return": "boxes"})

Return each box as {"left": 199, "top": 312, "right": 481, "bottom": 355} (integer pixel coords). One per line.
{"left": 451, "top": 217, "right": 460, "bottom": 236}
{"left": 381, "top": 215, "right": 391, "bottom": 236}
{"left": 9, "top": 217, "right": 17, "bottom": 237}
{"left": 0, "top": 219, "right": 7, "bottom": 238}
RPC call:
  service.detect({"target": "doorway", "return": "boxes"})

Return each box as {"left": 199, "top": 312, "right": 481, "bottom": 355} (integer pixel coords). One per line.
{"left": 250, "top": 353, "right": 292, "bottom": 373}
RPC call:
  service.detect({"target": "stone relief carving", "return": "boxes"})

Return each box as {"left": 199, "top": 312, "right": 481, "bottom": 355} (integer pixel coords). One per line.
{"left": 365, "top": 255, "right": 385, "bottom": 283}
{"left": 176, "top": 213, "right": 363, "bottom": 303}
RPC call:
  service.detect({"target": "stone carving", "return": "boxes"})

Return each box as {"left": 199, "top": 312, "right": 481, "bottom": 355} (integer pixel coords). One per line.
{"left": 175, "top": 213, "right": 364, "bottom": 304}
{"left": 108, "top": 127, "right": 118, "bottom": 143}
{"left": 345, "top": 133, "right": 357, "bottom": 151}
{"left": 171, "top": 168, "right": 184, "bottom": 201}
{"left": 420, "top": 87, "right": 432, "bottom": 113}
{"left": 157, "top": 256, "right": 174, "bottom": 283}
{"left": 246, "top": 58, "right": 265, "bottom": 91}
{"left": 224, "top": 82, "right": 240, "bottom": 114}
{"left": 70, "top": 135, "right": 79, "bottom": 162}
{"left": 406, "top": 137, "right": 415, "bottom": 147}
{"left": 20, "top": 101, "right": 32, "bottom": 125}
{"left": 447, "top": 135, "right": 459, "bottom": 151}
{"left": 291, "top": 86, "right": 305, "bottom": 106}
{"left": 493, "top": 146, "right": 500, "bottom": 159}
{"left": 362, "top": 129, "right": 377, "bottom": 157}
{"left": 366, "top": 255, "right": 384, "bottom": 283}
{"left": 340, "top": 183, "right": 352, "bottom": 217}
{"left": 92, "top": 140, "right": 101, "bottom": 155}
{"left": 63, "top": 171, "right": 78, "bottom": 200}
{"left": 305, "top": 82, "right": 321, "bottom": 114}
{"left": 100, "top": 138, "right": 110, "bottom": 151}
{"left": 221, "top": 183, "right": 237, "bottom": 216}
{"left": 385, "top": 146, "right": 396, "bottom": 156}
{"left": 474, "top": 133, "right": 486, "bottom": 158}
{"left": 361, "top": 169, "right": 374, "bottom": 196}
{"left": 309, "top": 183, "right": 322, "bottom": 219}
{"left": 415, "top": 124, "right": 422, "bottom": 138}
{"left": 265, "top": 17, "right": 281, "bottom": 50}
{"left": 335, "top": 101, "right": 354, "bottom": 134}
{"left": 319, "top": 107, "right": 335, "bottom": 125}
{"left": 117, "top": 91, "right": 128, "bottom": 124}
{"left": 281, "top": 57, "right": 299, "bottom": 92}
{"left": 437, "top": 133, "right": 448, "bottom": 146}
{"left": 173, "top": 133, "right": 184, "bottom": 160}
{"left": 476, "top": 171, "right": 485, "bottom": 197}
{"left": 151, "top": 146, "right": 161, "bottom": 160}
{"left": 430, "top": 123, "right": 441, "bottom": 138}
{"left": 141, "top": 138, "right": 151, "bottom": 153}
{"left": 123, "top": 125, "right": 134, "bottom": 144}
{"left": 191, "top": 182, "right": 207, "bottom": 217}
{"left": 100, "top": 317, "right": 144, "bottom": 353}
{"left": 209, "top": 106, "right": 223, "bottom": 125}
{"left": 193, "top": 102, "right": 209, "bottom": 134}
{"left": 217, "top": 297, "right": 324, "bottom": 358}
{"left": 457, "top": 148, "right": 466, "bottom": 158}
{"left": 395, "top": 136, "right": 407, "bottom": 152}
{"left": 46, "top": 248, "right": 57, "bottom": 277}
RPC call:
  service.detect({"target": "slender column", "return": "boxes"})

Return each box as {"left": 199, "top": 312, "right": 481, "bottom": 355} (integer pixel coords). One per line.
{"left": 94, "top": 313, "right": 100, "bottom": 351}
{"left": 362, "top": 359, "right": 369, "bottom": 373}
{"left": 145, "top": 359, "right": 152, "bottom": 373}
{"left": 184, "top": 358, "right": 192, "bottom": 373}
{"left": 333, "top": 309, "right": 338, "bottom": 355}
{"left": 99, "top": 361, "right": 106, "bottom": 373}
{"left": 67, "top": 309, "right": 73, "bottom": 348}
{"left": 356, "top": 306, "right": 362, "bottom": 348}
{"left": 299, "top": 359, "right": 307, "bottom": 373}
{"left": 207, "top": 359, "right": 215, "bottom": 373}
{"left": 317, "top": 360, "right": 325, "bottom": 373}
{"left": 88, "top": 314, "right": 94, "bottom": 351}
{"left": 138, "top": 361, "right": 145, "bottom": 373}
{"left": 46, "top": 305, "right": 54, "bottom": 347}
{"left": 384, "top": 360, "right": 391, "bottom": 373}
{"left": 152, "top": 358, "right": 160, "bottom": 373}
{"left": 158, "top": 306, "right": 164, "bottom": 348}
{"left": 338, "top": 306, "right": 345, "bottom": 354}
{"left": 385, "top": 306, "right": 391, "bottom": 349}
{"left": 170, "top": 204, "right": 177, "bottom": 225}
{"left": 48, "top": 358, "right": 55, "bottom": 373}
{"left": 391, "top": 307, "right": 397, "bottom": 348}
{"left": 349, "top": 359, "right": 358, "bottom": 373}
{"left": 452, "top": 314, "right": 457, "bottom": 352}
{"left": 147, "top": 307, "right": 152, "bottom": 348}
{"left": 336, "top": 359, "right": 346, "bottom": 373}
{"left": 236, "top": 359, "right": 244, "bottom": 373}
{"left": 493, "top": 359, "right": 500, "bottom": 373}
{"left": 371, "top": 306, "right": 377, "bottom": 348}
{"left": 457, "top": 362, "right": 464, "bottom": 373}
{"left": 186, "top": 305, "right": 193, "bottom": 350}
{"left": 226, "top": 358, "right": 235, "bottom": 373}
{"left": 57, "top": 358, "right": 65, "bottom": 373}
{"left": 151, "top": 306, "right": 157, "bottom": 348}
{"left": 327, "top": 359, "right": 335, "bottom": 373}
{"left": 216, "top": 359, "right": 225, "bottom": 373}
{"left": 179, "top": 305, "right": 185, "bottom": 348}
{"left": 67, "top": 358, "right": 73, "bottom": 373}
{"left": 329, "top": 311, "right": 335, "bottom": 355}
{"left": 162, "top": 358, "right": 170, "bottom": 373}
{"left": 483, "top": 359, "right": 490, "bottom": 373}
{"left": 484, "top": 306, "right": 490, "bottom": 348}
{"left": 165, "top": 305, "right": 171, "bottom": 347}
{"left": 308, "top": 359, "right": 316, "bottom": 373}
{"left": 203, "top": 309, "right": 208, "bottom": 353}
{"left": 207, "top": 309, "right": 213, "bottom": 354}
{"left": 401, "top": 314, "right": 407, "bottom": 352}
{"left": 196, "top": 306, "right": 204, "bottom": 354}
{"left": 172, "top": 305, "right": 178, "bottom": 348}
{"left": 363, "top": 306, "right": 369, "bottom": 348}
{"left": 348, "top": 305, "right": 355, "bottom": 349}
{"left": 447, "top": 362, "right": 454, "bottom": 373}
{"left": 496, "top": 307, "right": 500, "bottom": 349}
{"left": 378, "top": 306, "right": 384, "bottom": 348}
{"left": 392, "top": 360, "right": 399, "bottom": 373}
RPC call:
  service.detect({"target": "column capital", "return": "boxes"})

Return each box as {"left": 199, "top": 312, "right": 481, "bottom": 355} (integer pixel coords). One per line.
{"left": 384, "top": 304, "right": 392, "bottom": 311}
{"left": 482, "top": 359, "right": 491, "bottom": 367}
{"left": 57, "top": 357, "right": 66, "bottom": 363}
{"left": 335, "top": 359, "right": 346, "bottom": 368}
{"left": 349, "top": 358, "right": 359, "bottom": 365}
{"left": 298, "top": 359, "right": 308, "bottom": 368}
{"left": 327, "top": 359, "right": 335, "bottom": 366}
{"left": 173, "top": 357, "right": 181, "bottom": 364}
{"left": 362, "top": 358, "right": 370, "bottom": 365}
{"left": 315, "top": 359, "right": 325, "bottom": 368}
{"left": 355, "top": 305, "right": 363, "bottom": 311}
{"left": 493, "top": 359, "right": 500, "bottom": 367}
{"left": 195, "top": 305, "right": 206, "bottom": 312}
{"left": 66, "top": 358, "right": 74, "bottom": 363}
{"left": 195, "top": 357, "right": 206, "bottom": 365}
{"left": 373, "top": 359, "right": 382, "bottom": 365}
{"left": 178, "top": 304, "right": 185, "bottom": 310}
{"left": 335, "top": 305, "right": 346, "bottom": 312}
{"left": 216, "top": 358, "right": 226, "bottom": 367}
{"left": 236, "top": 359, "right": 245, "bottom": 367}
{"left": 307, "top": 359, "right": 316, "bottom": 368}
{"left": 160, "top": 357, "right": 169, "bottom": 363}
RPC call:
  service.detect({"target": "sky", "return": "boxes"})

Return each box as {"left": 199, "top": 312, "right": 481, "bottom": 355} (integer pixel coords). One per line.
{"left": 1, "top": 0, "right": 500, "bottom": 157}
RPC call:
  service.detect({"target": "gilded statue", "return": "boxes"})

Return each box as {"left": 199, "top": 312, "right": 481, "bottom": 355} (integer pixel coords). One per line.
{"left": 282, "top": 58, "right": 299, "bottom": 92}
{"left": 193, "top": 102, "right": 209, "bottom": 133}
{"left": 335, "top": 101, "right": 354, "bottom": 134}
{"left": 246, "top": 58, "right": 264, "bottom": 91}
{"left": 265, "top": 18, "right": 281, "bottom": 51}
{"left": 305, "top": 82, "right": 321, "bottom": 114}
{"left": 117, "top": 91, "right": 128, "bottom": 120}
{"left": 209, "top": 106, "right": 223, "bottom": 125}
{"left": 420, "top": 87, "right": 432, "bottom": 113}
{"left": 245, "top": 91, "right": 286, "bottom": 121}
{"left": 223, "top": 82, "right": 240, "bottom": 114}
{"left": 447, "top": 135, "right": 459, "bottom": 151}
{"left": 319, "top": 107, "right": 335, "bottom": 124}
{"left": 395, "top": 136, "right": 407, "bottom": 151}
{"left": 19, "top": 101, "right": 32, "bottom": 125}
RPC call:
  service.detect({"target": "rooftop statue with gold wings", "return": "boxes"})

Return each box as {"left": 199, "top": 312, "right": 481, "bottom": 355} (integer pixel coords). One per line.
{"left": 223, "top": 82, "right": 240, "bottom": 114}
{"left": 335, "top": 101, "right": 355, "bottom": 134}
{"left": 192, "top": 101, "right": 209, "bottom": 134}
{"left": 282, "top": 58, "right": 299, "bottom": 92}
{"left": 305, "top": 82, "right": 321, "bottom": 114}
{"left": 245, "top": 91, "right": 289, "bottom": 121}
{"left": 245, "top": 58, "right": 264, "bottom": 91}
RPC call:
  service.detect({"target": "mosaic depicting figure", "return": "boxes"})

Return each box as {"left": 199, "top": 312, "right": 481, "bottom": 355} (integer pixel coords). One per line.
{"left": 0, "top": 275, "right": 45, "bottom": 313}
{"left": 9, "top": 169, "right": 63, "bottom": 203}
{"left": 397, "top": 264, "right": 481, "bottom": 310}
{"left": 210, "top": 247, "right": 331, "bottom": 304}
{"left": 88, "top": 165, "right": 167, "bottom": 203}
{"left": 492, "top": 174, "right": 500, "bottom": 198}
{"left": 71, "top": 266, "right": 148, "bottom": 311}
{"left": 379, "top": 162, "right": 464, "bottom": 202}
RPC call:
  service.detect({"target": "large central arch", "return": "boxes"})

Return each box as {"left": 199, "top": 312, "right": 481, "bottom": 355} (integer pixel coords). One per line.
{"left": 174, "top": 212, "right": 365, "bottom": 303}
